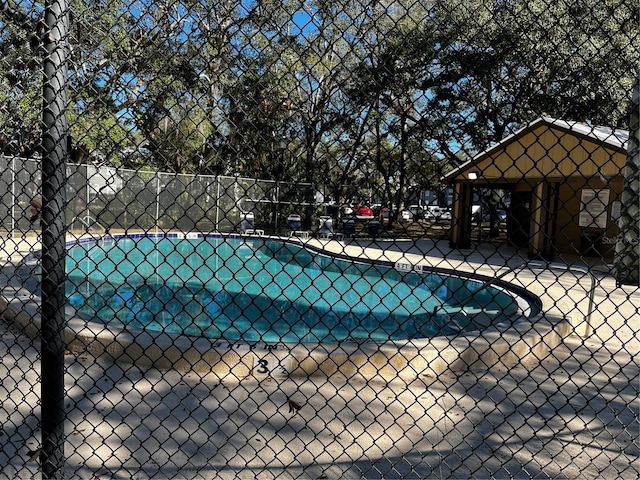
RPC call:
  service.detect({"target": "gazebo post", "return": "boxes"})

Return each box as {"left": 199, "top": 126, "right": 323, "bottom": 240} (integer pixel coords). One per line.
{"left": 449, "top": 182, "right": 472, "bottom": 249}
{"left": 528, "top": 180, "right": 557, "bottom": 260}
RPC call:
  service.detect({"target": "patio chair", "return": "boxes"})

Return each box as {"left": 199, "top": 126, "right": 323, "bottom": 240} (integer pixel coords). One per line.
{"left": 287, "top": 213, "right": 309, "bottom": 238}
{"left": 240, "top": 212, "right": 264, "bottom": 236}
{"left": 318, "top": 216, "right": 335, "bottom": 239}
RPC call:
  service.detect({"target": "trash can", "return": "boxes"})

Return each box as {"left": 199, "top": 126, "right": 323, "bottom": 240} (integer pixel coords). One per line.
{"left": 342, "top": 218, "right": 355, "bottom": 237}
{"left": 240, "top": 212, "right": 255, "bottom": 231}
{"left": 367, "top": 219, "right": 381, "bottom": 237}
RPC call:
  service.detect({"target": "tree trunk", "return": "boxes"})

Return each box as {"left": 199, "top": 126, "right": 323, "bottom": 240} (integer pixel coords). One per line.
{"left": 612, "top": 72, "right": 640, "bottom": 286}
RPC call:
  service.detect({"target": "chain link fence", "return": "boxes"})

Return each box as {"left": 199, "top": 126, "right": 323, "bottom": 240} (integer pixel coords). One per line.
{"left": 1, "top": 0, "right": 638, "bottom": 478}
{"left": 0, "top": 156, "right": 317, "bottom": 237}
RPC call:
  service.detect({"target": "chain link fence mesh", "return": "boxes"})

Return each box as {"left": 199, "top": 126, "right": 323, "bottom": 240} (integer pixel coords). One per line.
{"left": 1, "top": 0, "right": 638, "bottom": 478}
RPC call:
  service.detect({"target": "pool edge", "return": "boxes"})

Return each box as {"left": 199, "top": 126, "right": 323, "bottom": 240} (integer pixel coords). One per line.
{"left": 2, "top": 232, "right": 570, "bottom": 380}
{"left": 1, "top": 287, "right": 571, "bottom": 381}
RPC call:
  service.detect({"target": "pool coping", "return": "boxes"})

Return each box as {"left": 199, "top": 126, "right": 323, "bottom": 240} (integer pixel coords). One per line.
{"left": 2, "top": 232, "right": 572, "bottom": 380}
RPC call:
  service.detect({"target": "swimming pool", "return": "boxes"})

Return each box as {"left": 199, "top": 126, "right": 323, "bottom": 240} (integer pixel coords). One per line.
{"left": 65, "top": 235, "right": 530, "bottom": 343}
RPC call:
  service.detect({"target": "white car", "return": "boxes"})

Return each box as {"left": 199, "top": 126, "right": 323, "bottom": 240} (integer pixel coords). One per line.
{"left": 424, "top": 205, "right": 451, "bottom": 221}
{"left": 439, "top": 209, "right": 452, "bottom": 220}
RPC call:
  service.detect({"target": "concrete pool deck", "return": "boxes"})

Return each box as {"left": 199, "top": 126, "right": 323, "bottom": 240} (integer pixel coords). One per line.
{"left": 1, "top": 234, "right": 638, "bottom": 479}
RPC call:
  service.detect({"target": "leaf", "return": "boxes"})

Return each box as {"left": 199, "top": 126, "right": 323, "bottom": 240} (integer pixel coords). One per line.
{"left": 26, "top": 448, "right": 41, "bottom": 463}
{"left": 287, "top": 398, "right": 302, "bottom": 416}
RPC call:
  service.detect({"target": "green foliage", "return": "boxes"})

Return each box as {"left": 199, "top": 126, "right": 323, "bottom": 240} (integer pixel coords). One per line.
{"left": 0, "top": 0, "right": 636, "bottom": 201}
{"left": 0, "top": 0, "right": 42, "bottom": 155}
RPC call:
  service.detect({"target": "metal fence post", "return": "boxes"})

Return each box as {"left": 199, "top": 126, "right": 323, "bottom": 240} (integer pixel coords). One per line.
{"left": 215, "top": 176, "right": 220, "bottom": 232}
{"left": 41, "top": 0, "right": 69, "bottom": 476}
{"left": 156, "top": 173, "right": 161, "bottom": 234}
{"left": 10, "top": 156, "right": 15, "bottom": 239}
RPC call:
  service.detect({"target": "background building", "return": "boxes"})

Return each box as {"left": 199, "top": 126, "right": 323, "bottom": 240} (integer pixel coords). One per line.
{"left": 444, "top": 117, "right": 629, "bottom": 260}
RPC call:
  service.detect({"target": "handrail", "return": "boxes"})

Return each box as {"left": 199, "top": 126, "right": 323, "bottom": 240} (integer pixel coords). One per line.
{"left": 430, "top": 259, "right": 596, "bottom": 336}
{"left": 71, "top": 214, "right": 106, "bottom": 238}
{"left": 526, "top": 261, "right": 596, "bottom": 337}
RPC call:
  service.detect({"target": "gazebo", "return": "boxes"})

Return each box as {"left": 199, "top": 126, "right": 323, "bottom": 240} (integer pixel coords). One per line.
{"left": 443, "top": 117, "right": 629, "bottom": 260}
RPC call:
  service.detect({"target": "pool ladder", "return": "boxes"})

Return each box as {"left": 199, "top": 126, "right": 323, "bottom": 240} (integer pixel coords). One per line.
{"left": 429, "top": 260, "right": 596, "bottom": 336}
{"left": 71, "top": 214, "right": 107, "bottom": 238}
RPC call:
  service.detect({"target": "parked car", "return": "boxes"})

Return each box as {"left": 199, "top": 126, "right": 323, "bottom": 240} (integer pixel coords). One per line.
{"left": 354, "top": 204, "right": 374, "bottom": 218}
{"left": 340, "top": 204, "right": 354, "bottom": 217}
{"left": 438, "top": 209, "right": 452, "bottom": 221}
{"left": 422, "top": 205, "right": 452, "bottom": 221}
{"left": 372, "top": 205, "right": 391, "bottom": 221}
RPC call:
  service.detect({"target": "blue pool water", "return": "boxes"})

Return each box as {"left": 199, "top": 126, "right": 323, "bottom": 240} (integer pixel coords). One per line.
{"left": 65, "top": 236, "right": 522, "bottom": 343}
